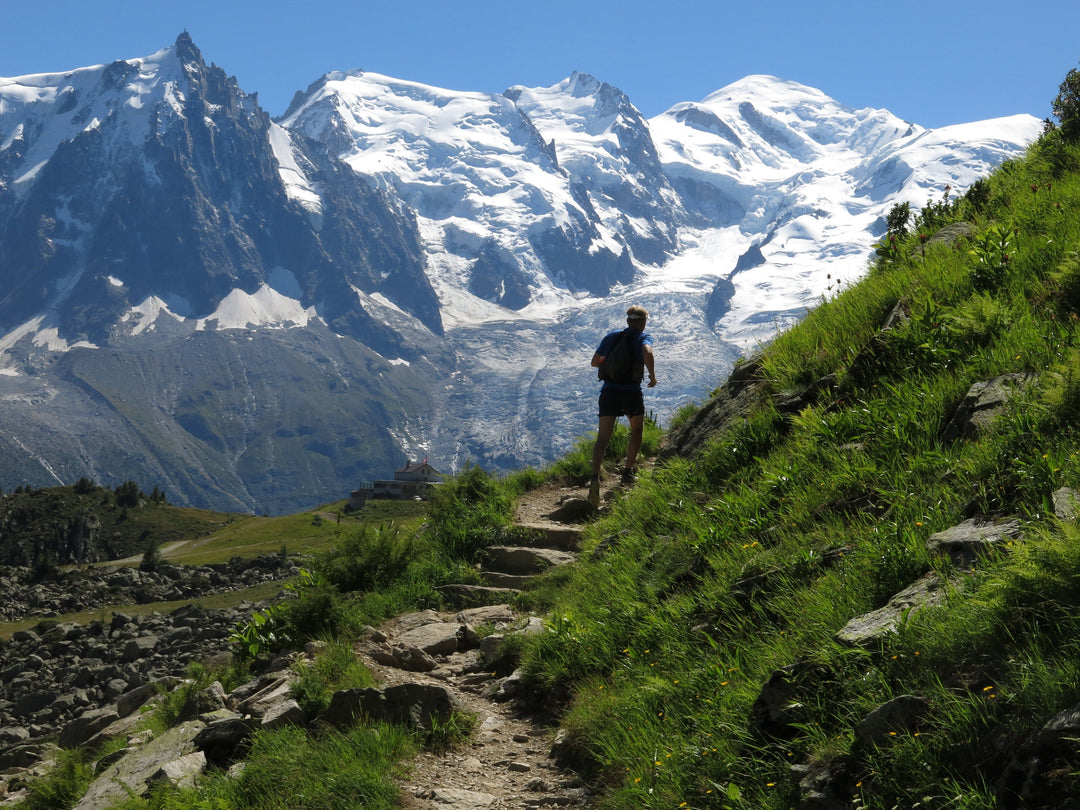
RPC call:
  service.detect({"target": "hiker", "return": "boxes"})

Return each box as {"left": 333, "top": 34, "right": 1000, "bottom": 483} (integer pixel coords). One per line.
{"left": 588, "top": 305, "right": 656, "bottom": 506}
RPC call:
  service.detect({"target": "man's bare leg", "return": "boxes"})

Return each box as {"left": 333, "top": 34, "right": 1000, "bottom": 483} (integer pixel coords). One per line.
{"left": 624, "top": 414, "right": 645, "bottom": 480}
{"left": 590, "top": 415, "right": 616, "bottom": 505}
{"left": 592, "top": 415, "right": 617, "bottom": 477}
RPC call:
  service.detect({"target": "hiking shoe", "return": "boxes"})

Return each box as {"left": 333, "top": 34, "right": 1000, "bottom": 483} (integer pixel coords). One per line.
{"left": 588, "top": 477, "right": 601, "bottom": 507}
{"left": 620, "top": 467, "right": 636, "bottom": 484}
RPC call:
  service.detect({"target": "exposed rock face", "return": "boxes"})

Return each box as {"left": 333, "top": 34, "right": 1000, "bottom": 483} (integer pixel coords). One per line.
{"left": 835, "top": 572, "right": 947, "bottom": 646}
{"left": 0, "top": 34, "right": 441, "bottom": 346}
{"left": 854, "top": 695, "right": 932, "bottom": 748}
{"left": 326, "top": 684, "right": 465, "bottom": 732}
{"left": 1053, "top": 487, "right": 1080, "bottom": 520}
{"left": 658, "top": 356, "right": 769, "bottom": 461}
{"left": 836, "top": 516, "right": 1025, "bottom": 647}
{"left": 924, "top": 517, "right": 1023, "bottom": 563}
{"left": 75, "top": 721, "right": 208, "bottom": 810}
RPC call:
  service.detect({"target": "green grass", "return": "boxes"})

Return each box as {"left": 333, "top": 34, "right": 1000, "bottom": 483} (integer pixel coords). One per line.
{"left": 99, "top": 723, "right": 417, "bottom": 810}
{"left": 155, "top": 499, "right": 426, "bottom": 566}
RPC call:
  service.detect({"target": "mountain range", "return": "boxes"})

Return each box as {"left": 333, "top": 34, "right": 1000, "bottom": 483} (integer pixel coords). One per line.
{"left": 0, "top": 33, "right": 1042, "bottom": 513}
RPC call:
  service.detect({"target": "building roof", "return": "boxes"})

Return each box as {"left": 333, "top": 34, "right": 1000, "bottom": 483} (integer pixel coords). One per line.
{"left": 396, "top": 460, "right": 441, "bottom": 475}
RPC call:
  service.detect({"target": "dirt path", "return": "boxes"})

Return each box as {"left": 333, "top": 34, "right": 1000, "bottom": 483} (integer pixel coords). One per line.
{"left": 362, "top": 624, "right": 587, "bottom": 809}
{"left": 353, "top": 478, "right": 615, "bottom": 809}
{"left": 112, "top": 540, "right": 190, "bottom": 564}
{"left": 355, "top": 464, "right": 658, "bottom": 808}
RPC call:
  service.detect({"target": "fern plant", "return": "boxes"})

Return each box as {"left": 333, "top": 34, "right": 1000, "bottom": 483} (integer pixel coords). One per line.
{"left": 969, "top": 223, "right": 1015, "bottom": 291}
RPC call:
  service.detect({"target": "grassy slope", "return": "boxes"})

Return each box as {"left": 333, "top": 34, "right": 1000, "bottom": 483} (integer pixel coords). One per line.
{"left": 512, "top": 130, "right": 1080, "bottom": 808}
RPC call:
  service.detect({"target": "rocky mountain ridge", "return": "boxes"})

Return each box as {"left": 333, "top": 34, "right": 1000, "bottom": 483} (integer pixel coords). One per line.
{"left": 0, "top": 33, "right": 1042, "bottom": 512}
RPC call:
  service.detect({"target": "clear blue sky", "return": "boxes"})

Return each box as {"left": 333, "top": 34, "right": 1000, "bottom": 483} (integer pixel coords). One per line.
{"left": 3, "top": 0, "right": 1078, "bottom": 128}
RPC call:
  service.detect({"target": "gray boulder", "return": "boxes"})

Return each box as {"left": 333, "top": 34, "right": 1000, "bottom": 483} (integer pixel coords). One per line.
{"left": 194, "top": 715, "right": 253, "bottom": 767}
{"left": 59, "top": 707, "right": 121, "bottom": 749}
{"left": 836, "top": 573, "right": 946, "bottom": 646}
{"left": 942, "top": 373, "right": 1037, "bottom": 443}
{"left": 925, "top": 517, "right": 1022, "bottom": 564}
{"left": 176, "top": 681, "right": 226, "bottom": 723}
{"left": 0, "top": 726, "right": 30, "bottom": 746}
{"left": 396, "top": 622, "right": 463, "bottom": 656}
{"left": 855, "top": 695, "right": 931, "bottom": 748}
{"left": 423, "top": 787, "right": 497, "bottom": 808}
{"left": 1053, "top": 487, "right": 1079, "bottom": 521}
{"left": 481, "top": 547, "right": 576, "bottom": 575}
{"left": 75, "top": 720, "right": 205, "bottom": 810}
{"left": 117, "top": 683, "right": 159, "bottom": 718}
{"left": 146, "top": 751, "right": 206, "bottom": 791}
{"left": 121, "top": 635, "right": 159, "bottom": 662}
{"left": 454, "top": 604, "right": 516, "bottom": 626}
{"left": 261, "top": 698, "right": 307, "bottom": 731}
{"left": 234, "top": 676, "right": 294, "bottom": 720}
{"left": 392, "top": 643, "right": 439, "bottom": 672}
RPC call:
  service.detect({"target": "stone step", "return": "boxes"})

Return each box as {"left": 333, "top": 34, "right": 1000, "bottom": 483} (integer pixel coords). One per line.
{"left": 435, "top": 584, "right": 521, "bottom": 607}
{"left": 481, "top": 546, "right": 577, "bottom": 575}
{"left": 480, "top": 571, "right": 538, "bottom": 589}
{"left": 513, "top": 523, "right": 583, "bottom": 551}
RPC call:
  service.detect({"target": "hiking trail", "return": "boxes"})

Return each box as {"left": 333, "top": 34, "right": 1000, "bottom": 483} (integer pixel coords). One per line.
{"left": 354, "top": 475, "right": 636, "bottom": 808}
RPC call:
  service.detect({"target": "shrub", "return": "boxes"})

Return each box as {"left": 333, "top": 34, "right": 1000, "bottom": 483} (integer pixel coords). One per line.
{"left": 284, "top": 578, "right": 346, "bottom": 641}
{"left": 1051, "top": 251, "right": 1080, "bottom": 310}
{"left": 139, "top": 534, "right": 161, "bottom": 572}
{"left": 289, "top": 639, "right": 376, "bottom": 718}
{"left": 964, "top": 177, "right": 992, "bottom": 213}
{"left": 230, "top": 601, "right": 293, "bottom": 661}
{"left": 13, "top": 749, "right": 93, "bottom": 810}
{"left": 318, "top": 523, "right": 422, "bottom": 593}
{"left": 114, "top": 480, "right": 142, "bottom": 508}
{"left": 886, "top": 200, "right": 911, "bottom": 238}
{"left": 1052, "top": 62, "right": 1080, "bottom": 142}
{"left": 73, "top": 476, "right": 97, "bottom": 495}
{"left": 425, "top": 464, "right": 516, "bottom": 561}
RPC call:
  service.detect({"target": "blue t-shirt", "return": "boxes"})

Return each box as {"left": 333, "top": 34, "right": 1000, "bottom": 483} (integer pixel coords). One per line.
{"left": 596, "top": 328, "right": 652, "bottom": 391}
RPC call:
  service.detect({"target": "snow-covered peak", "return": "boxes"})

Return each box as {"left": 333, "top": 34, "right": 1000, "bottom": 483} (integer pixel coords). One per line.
{"left": 0, "top": 42, "right": 190, "bottom": 189}
{"left": 654, "top": 74, "right": 918, "bottom": 175}
{"left": 507, "top": 72, "right": 638, "bottom": 130}
{"left": 281, "top": 69, "right": 632, "bottom": 316}
{"left": 196, "top": 285, "right": 319, "bottom": 331}
{"left": 123, "top": 296, "right": 184, "bottom": 336}
{"left": 280, "top": 70, "right": 548, "bottom": 177}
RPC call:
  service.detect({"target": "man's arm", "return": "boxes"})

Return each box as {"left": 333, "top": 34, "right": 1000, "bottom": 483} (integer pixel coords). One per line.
{"left": 642, "top": 343, "right": 657, "bottom": 387}
{"left": 591, "top": 352, "right": 605, "bottom": 368}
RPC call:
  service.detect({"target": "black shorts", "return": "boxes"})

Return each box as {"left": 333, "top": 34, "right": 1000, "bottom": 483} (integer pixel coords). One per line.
{"left": 598, "top": 387, "right": 645, "bottom": 418}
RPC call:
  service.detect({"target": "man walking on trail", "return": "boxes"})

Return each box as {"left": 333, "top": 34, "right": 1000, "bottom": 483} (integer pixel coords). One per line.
{"left": 589, "top": 305, "right": 657, "bottom": 507}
